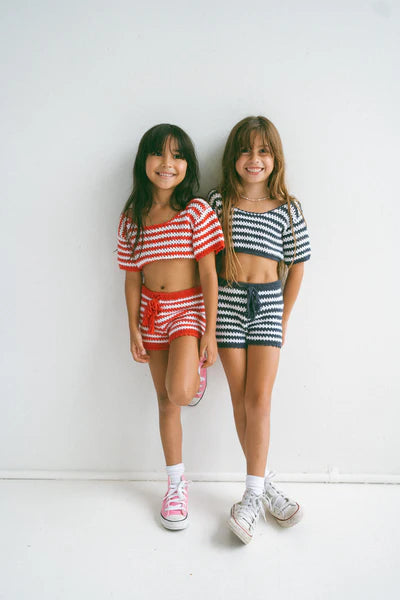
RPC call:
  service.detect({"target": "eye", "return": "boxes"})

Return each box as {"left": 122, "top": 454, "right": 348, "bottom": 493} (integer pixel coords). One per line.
{"left": 260, "top": 147, "right": 270, "bottom": 154}
{"left": 151, "top": 151, "right": 162, "bottom": 157}
{"left": 173, "top": 153, "right": 184, "bottom": 160}
{"left": 240, "top": 148, "right": 250, "bottom": 154}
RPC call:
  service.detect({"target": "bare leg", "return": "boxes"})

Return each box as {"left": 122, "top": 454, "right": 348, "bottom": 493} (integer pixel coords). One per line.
{"left": 148, "top": 349, "right": 182, "bottom": 466}
{"left": 218, "top": 348, "right": 247, "bottom": 452}
{"left": 244, "top": 345, "right": 280, "bottom": 476}
{"left": 166, "top": 336, "right": 200, "bottom": 406}
{"left": 219, "top": 345, "right": 280, "bottom": 476}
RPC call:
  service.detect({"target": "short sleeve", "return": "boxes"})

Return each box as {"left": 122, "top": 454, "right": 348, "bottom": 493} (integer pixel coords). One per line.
{"left": 191, "top": 199, "right": 225, "bottom": 260}
{"left": 207, "top": 189, "right": 223, "bottom": 220}
{"left": 282, "top": 201, "right": 311, "bottom": 265}
{"left": 117, "top": 214, "right": 141, "bottom": 271}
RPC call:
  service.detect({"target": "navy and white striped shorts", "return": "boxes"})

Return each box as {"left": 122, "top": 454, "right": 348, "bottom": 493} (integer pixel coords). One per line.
{"left": 216, "top": 278, "right": 284, "bottom": 348}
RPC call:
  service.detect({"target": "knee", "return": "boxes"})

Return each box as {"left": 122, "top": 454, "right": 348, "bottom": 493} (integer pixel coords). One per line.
{"left": 165, "top": 382, "right": 197, "bottom": 407}
{"left": 157, "top": 393, "right": 180, "bottom": 415}
{"left": 232, "top": 397, "right": 246, "bottom": 419}
{"left": 245, "top": 394, "right": 271, "bottom": 420}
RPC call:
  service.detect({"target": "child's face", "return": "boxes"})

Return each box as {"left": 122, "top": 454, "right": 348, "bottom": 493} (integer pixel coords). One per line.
{"left": 145, "top": 137, "right": 187, "bottom": 192}
{"left": 235, "top": 133, "right": 274, "bottom": 186}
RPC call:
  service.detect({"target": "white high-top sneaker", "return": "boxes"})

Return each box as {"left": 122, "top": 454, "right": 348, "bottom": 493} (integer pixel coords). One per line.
{"left": 228, "top": 489, "right": 264, "bottom": 544}
{"left": 262, "top": 472, "right": 303, "bottom": 527}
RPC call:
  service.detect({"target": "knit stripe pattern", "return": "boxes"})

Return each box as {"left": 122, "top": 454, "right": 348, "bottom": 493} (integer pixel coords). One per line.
{"left": 140, "top": 285, "right": 206, "bottom": 350}
{"left": 208, "top": 190, "right": 311, "bottom": 265}
{"left": 216, "top": 280, "right": 283, "bottom": 348}
{"left": 118, "top": 198, "right": 225, "bottom": 271}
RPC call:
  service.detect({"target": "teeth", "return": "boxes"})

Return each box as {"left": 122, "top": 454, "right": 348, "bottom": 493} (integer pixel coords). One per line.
{"left": 157, "top": 172, "right": 174, "bottom": 177}
{"left": 246, "top": 168, "right": 262, "bottom": 173}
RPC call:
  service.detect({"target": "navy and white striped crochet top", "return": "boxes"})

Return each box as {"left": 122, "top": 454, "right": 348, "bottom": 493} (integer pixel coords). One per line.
{"left": 208, "top": 190, "right": 311, "bottom": 265}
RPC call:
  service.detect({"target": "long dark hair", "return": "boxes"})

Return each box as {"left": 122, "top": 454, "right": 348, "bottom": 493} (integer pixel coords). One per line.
{"left": 121, "top": 123, "right": 199, "bottom": 253}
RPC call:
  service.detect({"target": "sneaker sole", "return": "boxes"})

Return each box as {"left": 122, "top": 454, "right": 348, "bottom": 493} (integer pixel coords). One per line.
{"left": 160, "top": 513, "right": 189, "bottom": 531}
{"left": 273, "top": 504, "right": 303, "bottom": 528}
{"left": 188, "top": 381, "right": 207, "bottom": 407}
{"left": 227, "top": 515, "right": 252, "bottom": 544}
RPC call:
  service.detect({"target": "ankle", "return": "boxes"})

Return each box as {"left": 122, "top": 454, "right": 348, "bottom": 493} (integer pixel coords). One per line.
{"left": 245, "top": 474, "right": 264, "bottom": 496}
{"left": 166, "top": 462, "right": 185, "bottom": 486}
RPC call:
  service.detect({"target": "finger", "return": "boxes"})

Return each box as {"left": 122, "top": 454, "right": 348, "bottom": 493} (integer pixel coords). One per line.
{"left": 132, "top": 346, "right": 148, "bottom": 363}
{"left": 206, "top": 353, "right": 216, "bottom": 367}
{"left": 202, "top": 351, "right": 215, "bottom": 368}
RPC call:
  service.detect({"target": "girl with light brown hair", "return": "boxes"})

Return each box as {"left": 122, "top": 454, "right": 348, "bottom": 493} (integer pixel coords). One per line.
{"left": 208, "top": 115, "right": 311, "bottom": 544}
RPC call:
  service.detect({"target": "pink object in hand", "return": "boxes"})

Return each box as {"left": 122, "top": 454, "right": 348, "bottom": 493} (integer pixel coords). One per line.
{"left": 188, "top": 358, "right": 207, "bottom": 407}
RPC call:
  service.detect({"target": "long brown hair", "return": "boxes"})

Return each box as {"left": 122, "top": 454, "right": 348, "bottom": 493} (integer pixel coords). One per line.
{"left": 220, "top": 116, "right": 301, "bottom": 284}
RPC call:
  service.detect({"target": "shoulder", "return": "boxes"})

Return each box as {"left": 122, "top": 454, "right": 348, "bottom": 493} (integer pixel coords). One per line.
{"left": 186, "top": 197, "right": 215, "bottom": 220}
{"left": 288, "top": 198, "right": 306, "bottom": 222}
{"left": 207, "top": 188, "right": 222, "bottom": 205}
{"left": 118, "top": 212, "right": 133, "bottom": 232}
{"left": 187, "top": 197, "right": 209, "bottom": 210}
{"left": 276, "top": 198, "right": 305, "bottom": 224}
{"left": 207, "top": 189, "right": 223, "bottom": 214}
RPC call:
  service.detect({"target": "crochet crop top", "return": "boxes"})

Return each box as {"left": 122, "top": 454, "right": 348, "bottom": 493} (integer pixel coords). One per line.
{"left": 118, "top": 198, "right": 225, "bottom": 271}
{"left": 208, "top": 190, "right": 311, "bottom": 265}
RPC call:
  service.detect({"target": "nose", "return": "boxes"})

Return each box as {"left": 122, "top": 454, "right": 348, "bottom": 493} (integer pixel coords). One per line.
{"left": 161, "top": 152, "right": 172, "bottom": 167}
{"left": 248, "top": 149, "right": 260, "bottom": 162}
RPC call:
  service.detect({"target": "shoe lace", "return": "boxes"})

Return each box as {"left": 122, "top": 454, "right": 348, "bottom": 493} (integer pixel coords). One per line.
{"left": 264, "top": 471, "right": 296, "bottom": 516}
{"left": 237, "top": 489, "right": 264, "bottom": 525}
{"left": 164, "top": 479, "right": 190, "bottom": 512}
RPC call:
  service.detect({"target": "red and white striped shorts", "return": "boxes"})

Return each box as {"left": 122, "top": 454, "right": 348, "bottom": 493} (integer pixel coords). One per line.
{"left": 140, "top": 285, "right": 206, "bottom": 351}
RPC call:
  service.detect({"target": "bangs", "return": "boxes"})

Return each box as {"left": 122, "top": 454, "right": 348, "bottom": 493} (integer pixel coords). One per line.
{"left": 143, "top": 124, "right": 190, "bottom": 158}
{"left": 234, "top": 121, "right": 273, "bottom": 158}
{"left": 132, "top": 122, "right": 199, "bottom": 208}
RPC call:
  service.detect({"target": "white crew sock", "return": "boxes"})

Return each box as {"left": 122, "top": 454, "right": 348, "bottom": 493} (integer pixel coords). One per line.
{"left": 166, "top": 462, "right": 185, "bottom": 485}
{"left": 246, "top": 474, "right": 264, "bottom": 496}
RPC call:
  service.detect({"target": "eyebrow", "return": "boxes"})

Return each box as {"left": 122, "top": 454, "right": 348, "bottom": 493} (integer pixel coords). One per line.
{"left": 241, "top": 144, "right": 270, "bottom": 150}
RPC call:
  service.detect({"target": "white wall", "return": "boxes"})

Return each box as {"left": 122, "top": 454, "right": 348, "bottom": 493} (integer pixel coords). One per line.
{"left": 1, "top": 0, "right": 399, "bottom": 478}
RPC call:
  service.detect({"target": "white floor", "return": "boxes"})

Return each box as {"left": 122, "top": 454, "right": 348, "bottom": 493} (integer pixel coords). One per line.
{"left": 0, "top": 480, "right": 399, "bottom": 600}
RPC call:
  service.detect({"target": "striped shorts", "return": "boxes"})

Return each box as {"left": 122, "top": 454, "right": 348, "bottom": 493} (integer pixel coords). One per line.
{"left": 216, "top": 278, "right": 284, "bottom": 348}
{"left": 140, "top": 285, "right": 206, "bottom": 351}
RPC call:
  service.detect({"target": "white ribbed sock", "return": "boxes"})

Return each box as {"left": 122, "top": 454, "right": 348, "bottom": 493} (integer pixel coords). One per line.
{"left": 166, "top": 462, "right": 185, "bottom": 485}
{"left": 246, "top": 474, "right": 264, "bottom": 496}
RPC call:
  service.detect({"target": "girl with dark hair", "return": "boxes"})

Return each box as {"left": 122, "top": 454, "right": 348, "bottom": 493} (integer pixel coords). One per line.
{"left": 118, "top": 124, "right": 224, "bottom": 530}
{"left": 208, "top": 116, "right": 311, "bottom": 544}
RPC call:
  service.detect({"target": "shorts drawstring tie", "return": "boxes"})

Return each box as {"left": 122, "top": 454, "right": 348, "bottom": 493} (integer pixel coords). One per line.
{"left": 142, "top": 296, "right": 161, "bottom": 334}
{"left": 246, "top": 286, "right": 261, "bottom": 320}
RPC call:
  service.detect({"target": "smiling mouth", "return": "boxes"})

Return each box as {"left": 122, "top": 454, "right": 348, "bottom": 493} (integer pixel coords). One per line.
{"left": 156, "top": 171, "right": 175, "bottom": 178}
{"left": 245, "top": 167, "right": 263, "bottom": 174}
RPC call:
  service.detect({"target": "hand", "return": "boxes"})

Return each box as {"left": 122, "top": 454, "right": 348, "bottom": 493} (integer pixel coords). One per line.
{"left": 199, "top": 331, "right": 218, "bottom": 367}
{"left": 130, "top": 329, "right": 150, "bottom": 363}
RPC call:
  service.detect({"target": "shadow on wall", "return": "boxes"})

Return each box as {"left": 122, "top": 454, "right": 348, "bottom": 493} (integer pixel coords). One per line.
{"left": 199, "top": 140, "right": 225, "bottom": 196}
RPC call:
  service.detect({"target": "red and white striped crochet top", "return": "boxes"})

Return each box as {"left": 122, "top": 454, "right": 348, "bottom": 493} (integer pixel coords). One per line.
{"left": 117, "top": 198, "right": 225, "bottom": 271}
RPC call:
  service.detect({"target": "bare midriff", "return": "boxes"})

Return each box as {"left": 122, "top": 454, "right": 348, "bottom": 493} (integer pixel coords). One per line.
{"left": 219, "top": 252, "right": 279, "bottom": 284}
{"left": 142, "top": 258, "right": 200, "bottom": 292}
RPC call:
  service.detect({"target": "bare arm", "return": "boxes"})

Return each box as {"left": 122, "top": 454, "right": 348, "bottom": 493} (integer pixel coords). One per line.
{"left": 198, "top": 252, "right": 219, "bottom": 367}
{"left": 282, "top": 262, "right": 305, "bottom": 345}
{"left": 125, "top": 270, "right": 149, "bottom": 363}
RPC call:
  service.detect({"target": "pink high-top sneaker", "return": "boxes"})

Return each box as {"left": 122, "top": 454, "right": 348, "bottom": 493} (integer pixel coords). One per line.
{"left": 160, "top": 476, "right": 189, "bottom": 530}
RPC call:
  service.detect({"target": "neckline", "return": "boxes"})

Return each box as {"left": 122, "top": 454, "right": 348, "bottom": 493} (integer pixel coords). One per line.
{"left": 234, "top": 203, "right": 286, "bottom": 215}
{"left": 142, "top": 197, "right": 203, "bottom": 229}
{"left": 143, "top": 209, "right": 182, "bottom": 229}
